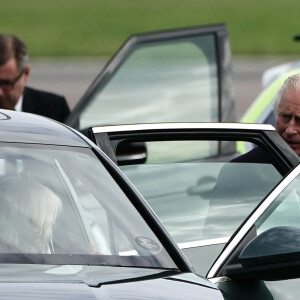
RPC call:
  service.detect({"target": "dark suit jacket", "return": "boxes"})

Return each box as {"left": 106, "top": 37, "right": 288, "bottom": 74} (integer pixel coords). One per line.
{"left": 22, "top": 86, "right": 70, "bottom": 123}
{"left": 231, "top": 146, "right": 273, "bottom": 164}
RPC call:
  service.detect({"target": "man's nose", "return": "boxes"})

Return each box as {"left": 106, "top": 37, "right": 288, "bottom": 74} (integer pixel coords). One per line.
{"left": 286, "top": 118, "right": 299, "bottom": 135}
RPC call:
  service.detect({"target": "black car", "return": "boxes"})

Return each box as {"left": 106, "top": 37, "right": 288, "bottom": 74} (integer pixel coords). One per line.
{"left": 0, "top": 110, "right": 224, "bottom": 299}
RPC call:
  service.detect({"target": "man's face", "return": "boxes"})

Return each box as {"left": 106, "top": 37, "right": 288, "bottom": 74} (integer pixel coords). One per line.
{"left": 276, "top": 88, "right": 300, "bottom": 155}
{"left": 0, "top": 58, "right": 30, "bottom": 110}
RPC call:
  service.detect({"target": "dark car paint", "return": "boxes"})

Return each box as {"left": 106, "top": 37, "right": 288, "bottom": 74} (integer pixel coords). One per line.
{"left": 0, "top": 264, "right": 214, "bottom": 287}
{"left": 0, "top": 110, "right": 87, "bottom": 147}
{"left": 0, "top": 264, "right": 220, "bottom": 299}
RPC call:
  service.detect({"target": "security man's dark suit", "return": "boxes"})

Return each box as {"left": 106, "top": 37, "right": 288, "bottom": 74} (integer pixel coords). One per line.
{"left": 22, "top": 86, "right": 70, "bottom": 123}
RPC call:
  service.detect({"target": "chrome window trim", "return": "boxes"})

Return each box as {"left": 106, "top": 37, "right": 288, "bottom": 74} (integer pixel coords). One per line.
{"left": 178, "top": 237, "right": 229, "bottom": 250}
{"left": 92, "top": 122, "right": 275, "bottom": 134}
{"left": 207, "top": 164, "right": 300, "bottom": 278}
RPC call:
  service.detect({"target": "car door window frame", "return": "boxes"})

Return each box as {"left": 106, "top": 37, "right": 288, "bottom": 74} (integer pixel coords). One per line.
{"left": 208, "top": 164, "right": 300, "bottom": 279}
{"left": 91, "top": 123, "right": 300, "bottom": 176}
{"left": 67, "top": 24, "right": 234, "bottom": 129}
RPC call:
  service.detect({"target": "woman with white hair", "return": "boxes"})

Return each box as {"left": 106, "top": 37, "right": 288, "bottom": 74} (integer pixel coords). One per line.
{"left": 0, "top": 178, "right": 62, "bottom": 253}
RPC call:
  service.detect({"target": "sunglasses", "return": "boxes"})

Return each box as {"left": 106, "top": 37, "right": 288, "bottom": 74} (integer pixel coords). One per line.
{"left": 0, "top": 68, "right": 26, "bottom": 90}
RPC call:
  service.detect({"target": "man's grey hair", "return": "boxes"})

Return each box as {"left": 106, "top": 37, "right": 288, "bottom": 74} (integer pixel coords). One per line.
{"left": 274, "top": 73, "right": 300, "bottom": 116}
{"left": 0, "top": 34, "right": 29, "bottom": 72}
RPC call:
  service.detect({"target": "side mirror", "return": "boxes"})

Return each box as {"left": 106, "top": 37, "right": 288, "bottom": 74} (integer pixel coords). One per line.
{"left": 89, "top": 130, "right": 147, "bottom": 166}
{"left": 115, "top": 141, "right": 147, "bottom": 166}
{"left": 237, "top": 226, "right": 300, "bottom": 280}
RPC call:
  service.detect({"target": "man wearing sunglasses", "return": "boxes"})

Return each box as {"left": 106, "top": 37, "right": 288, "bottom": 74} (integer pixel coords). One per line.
{"left": 0, "top": 34, "right": 70, "bottom": 123}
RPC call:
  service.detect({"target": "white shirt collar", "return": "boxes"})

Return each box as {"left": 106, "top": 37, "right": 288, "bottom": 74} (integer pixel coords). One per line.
{"left": 14, "top": 94, "right": 23, "bottom": 112}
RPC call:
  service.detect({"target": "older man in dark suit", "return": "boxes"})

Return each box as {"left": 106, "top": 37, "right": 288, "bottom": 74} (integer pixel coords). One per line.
{"left": 233, "top": 73, "right": 300, "bottom": 164}
{"left": 0, "top": 34, "right": 70, "bottom": 123}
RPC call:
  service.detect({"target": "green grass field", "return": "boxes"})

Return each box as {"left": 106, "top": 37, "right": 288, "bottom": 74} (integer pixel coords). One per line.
{"left": 1, "top": 0, "right": 300, "bottom": 57}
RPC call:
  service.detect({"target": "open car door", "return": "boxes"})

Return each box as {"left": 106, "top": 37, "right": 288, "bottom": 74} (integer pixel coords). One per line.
{"left": 89, "top": 122, "right": 300, "bottom": 276}
{"left": 67, "top": 24, "right": 234, "bottom": 130}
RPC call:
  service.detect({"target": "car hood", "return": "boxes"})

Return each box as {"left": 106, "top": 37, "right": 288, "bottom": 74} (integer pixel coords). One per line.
{"left": 0, "top": 264, "right": 222, "bottom": 299}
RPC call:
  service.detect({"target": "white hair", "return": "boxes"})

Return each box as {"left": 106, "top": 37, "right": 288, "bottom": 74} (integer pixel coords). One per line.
{"left": 274, "top": 73, "right": 300, "bottom": 116}
{"left": 0, "top": 178, "right": 62, "bottom": 253}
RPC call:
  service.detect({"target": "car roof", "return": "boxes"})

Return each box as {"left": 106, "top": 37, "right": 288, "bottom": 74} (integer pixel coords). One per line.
{"left": 0, "top": 110, "right": 89, "bottom": 147}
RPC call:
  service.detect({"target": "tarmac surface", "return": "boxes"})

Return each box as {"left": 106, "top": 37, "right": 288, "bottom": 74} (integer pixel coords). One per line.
{"left": 27, "top": 56, "right": 297, "bottom": 119}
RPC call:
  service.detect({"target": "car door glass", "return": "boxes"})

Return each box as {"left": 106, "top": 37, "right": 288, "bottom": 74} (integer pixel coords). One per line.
{"left": 80, "top": 35, "right": 218, "bottom": 129}
{"left": 118, "top": 140, "right": 282, "bottom": 246}
{"left": 146, "top": 140, "right": 218, "bottom": 162}
{"left": 255, "top": 172, "right": 300, "bottom": 234}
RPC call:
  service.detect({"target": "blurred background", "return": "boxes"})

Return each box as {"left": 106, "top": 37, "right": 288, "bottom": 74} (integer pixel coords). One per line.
{"left": 2, "top": 0, "right": 300, "bottom": 117}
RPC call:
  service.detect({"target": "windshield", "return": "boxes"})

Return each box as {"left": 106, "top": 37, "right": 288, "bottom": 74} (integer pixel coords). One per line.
{"left": 0, "top": 143, "right": 176, "bottom": 270}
